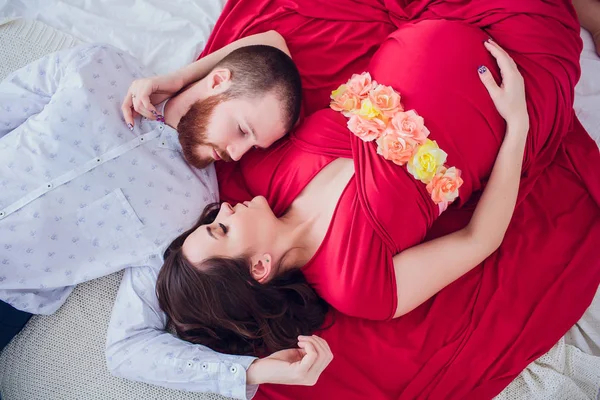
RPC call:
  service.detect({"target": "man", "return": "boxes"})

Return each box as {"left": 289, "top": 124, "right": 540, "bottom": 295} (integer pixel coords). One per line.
{"left": 0, "top": 37, "right": 330, "bottom": 400}
{"left": 121, "top": 30, "right": 301, "bottom": 168}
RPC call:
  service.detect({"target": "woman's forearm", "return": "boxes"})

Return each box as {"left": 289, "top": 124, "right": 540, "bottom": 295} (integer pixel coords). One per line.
{"left": 465, "top": 121, "right": 528, "bottom": 251}
{"left": 170, "top": 30, "right": 290, "bottom": 87}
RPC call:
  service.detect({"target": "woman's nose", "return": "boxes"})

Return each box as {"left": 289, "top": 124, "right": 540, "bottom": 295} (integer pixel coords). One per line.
{"left": 220, "top": 202, "right": 234, "bottom": 215}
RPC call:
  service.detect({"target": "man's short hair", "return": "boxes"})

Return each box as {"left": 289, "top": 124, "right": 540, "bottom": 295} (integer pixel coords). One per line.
{"left": 213, "top": 44, "right": 302, "bottom": 132}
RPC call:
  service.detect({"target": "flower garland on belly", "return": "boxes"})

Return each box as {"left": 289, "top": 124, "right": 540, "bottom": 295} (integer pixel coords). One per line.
{"left": 330, "top": 72, "right": 463, "bottom": 213}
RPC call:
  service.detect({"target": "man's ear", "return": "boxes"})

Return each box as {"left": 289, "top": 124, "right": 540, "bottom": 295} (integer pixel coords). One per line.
{"left": 208, "top": 68, "right": 232, "bottom": 93}
{"left": 250, "top": 253, "right": 273, "bottom": 283}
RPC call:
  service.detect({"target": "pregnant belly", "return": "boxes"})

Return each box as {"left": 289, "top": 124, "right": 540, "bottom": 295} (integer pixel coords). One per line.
{"left": 368, "top": 20, "right": 506, "bottom": 203}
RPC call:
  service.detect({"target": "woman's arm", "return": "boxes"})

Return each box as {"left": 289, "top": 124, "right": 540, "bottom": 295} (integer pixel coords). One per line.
{"left": 122, "top": 30, "right": 290, "bottom": 125}
{"left": 173, "top": 30, "right": 290, "bottom": 88}
{"left": 391, "top": 40, "right": 529, "bottom": 319}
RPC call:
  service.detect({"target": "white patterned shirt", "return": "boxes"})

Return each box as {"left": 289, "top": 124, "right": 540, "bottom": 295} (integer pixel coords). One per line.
{"left": 0, "top": 44, "right": 257, "bottom": 400}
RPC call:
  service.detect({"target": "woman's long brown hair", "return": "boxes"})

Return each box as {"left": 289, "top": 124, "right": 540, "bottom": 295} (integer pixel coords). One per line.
{"left": 156, "top": 203, "right": 329, "bottom": 356}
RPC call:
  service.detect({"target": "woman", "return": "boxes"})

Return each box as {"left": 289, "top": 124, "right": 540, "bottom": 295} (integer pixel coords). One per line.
{"left": 155, "top": 34, "right": 529, "bottom": 356}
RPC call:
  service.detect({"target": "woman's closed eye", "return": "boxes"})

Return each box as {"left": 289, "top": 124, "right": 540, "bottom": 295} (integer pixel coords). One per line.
{"left": 218, "top": 223, "right": 228, "bottom": 235}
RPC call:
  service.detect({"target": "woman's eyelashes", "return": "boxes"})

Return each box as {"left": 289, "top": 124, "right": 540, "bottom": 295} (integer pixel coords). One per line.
{"left": 218, "top": 223, "right": 228, "bottom": 235}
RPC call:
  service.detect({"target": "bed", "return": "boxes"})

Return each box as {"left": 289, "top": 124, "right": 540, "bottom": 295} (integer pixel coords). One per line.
{"left": 0, "top": 1, "right": 598, "bottom": 399}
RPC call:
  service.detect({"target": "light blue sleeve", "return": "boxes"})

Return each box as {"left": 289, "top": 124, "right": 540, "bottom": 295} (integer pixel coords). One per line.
{"left": 105, "top": 265, "right": 259, "bottom": 400}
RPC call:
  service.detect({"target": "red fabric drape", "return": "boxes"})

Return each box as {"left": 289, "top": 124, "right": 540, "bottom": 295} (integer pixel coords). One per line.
{"left": 205, "top": 0, "right": 600, "bottom": 398}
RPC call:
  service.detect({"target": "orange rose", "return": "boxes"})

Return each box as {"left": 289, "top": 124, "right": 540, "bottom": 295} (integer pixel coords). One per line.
{"left": 347, "top": 114, "right": 386, "bottom": 142}
{"left": 426, "top": 166, "right": 463, "bottom": 204}
{"left": 376, "top": 131, "right": 418, "bottom": 166}
{"left": 330, "top": 84, "right": 361, "bottom": 117}
{"left": 389, "top": 110, "right": 430, "bottom": 145}
{"left": 346, "top": 72, "right": 376, "bottom": 99}
{"left": 368, "top": 84, "right": 402, "bottom": 118}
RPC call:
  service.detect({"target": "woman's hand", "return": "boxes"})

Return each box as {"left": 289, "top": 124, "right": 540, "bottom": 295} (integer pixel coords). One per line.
{"left": 478, "top": 39, "right": 529, "bottom": 132}
{"left": 246, "top": 335, "right": 333, "bottom": 386}
{"left": 121, "top": 74, "right": 185, "bottom": 128}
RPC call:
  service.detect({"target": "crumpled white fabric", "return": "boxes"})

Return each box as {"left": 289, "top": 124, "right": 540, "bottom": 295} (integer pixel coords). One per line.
{"left": 0, "top": 0, "right": 226, "bottom": 75}
{"left": 574, "top": 28, "right": 600, "bottom": 146}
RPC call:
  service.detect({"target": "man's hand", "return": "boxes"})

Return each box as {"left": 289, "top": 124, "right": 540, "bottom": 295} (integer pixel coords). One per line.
{"left": 246, "top": 335, "right": 333, "bottom": 386}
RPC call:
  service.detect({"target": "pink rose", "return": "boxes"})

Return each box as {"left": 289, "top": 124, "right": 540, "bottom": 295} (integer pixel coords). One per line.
{"left": 426, "top": 166, "right": 464, "bottom": 204}
{"left": 346, "top": 72, "right": 376, "bottom": 99}
{"left": 376, "top": 131, "right": 418, "bottom": 166}
{"left": 368, "top": 84, "right": 403, "bottom": 118}
{"left": 389, "top": 110, "right": 430, "bottom": 145}
{"left": 347, "top": 114, "right": 386, "bottom": 142}
{"left": 330, "top": 84, "right": 361, "bottom": 117}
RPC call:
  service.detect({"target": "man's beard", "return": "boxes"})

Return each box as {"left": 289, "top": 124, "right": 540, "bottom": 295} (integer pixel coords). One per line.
{"left": 177, "top": 93, "right": 232, "bottom": 169}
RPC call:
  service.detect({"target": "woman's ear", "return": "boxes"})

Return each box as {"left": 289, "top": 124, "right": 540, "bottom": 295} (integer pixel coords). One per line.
{"left": 207, "top": 68, "right": 232, "bottom": 93}
{"left": 250, "top": 253, "right": 273, "bottom": 283}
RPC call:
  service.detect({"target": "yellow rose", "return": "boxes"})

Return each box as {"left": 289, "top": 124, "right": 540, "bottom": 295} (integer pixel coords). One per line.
{"left": 407, "top": 139, "right": 448, "bottom": 183}
{"left": 356, "top": 98, "right": 382, "bottom": 120}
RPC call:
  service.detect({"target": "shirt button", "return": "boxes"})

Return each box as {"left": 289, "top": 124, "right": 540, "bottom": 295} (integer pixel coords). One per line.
{"left": 159, "top": 126, "right": 164, "bottom": 130}
{"left": 230, "top": 366, "right": 237, "bottom": 374}
{"left": 96, "top": 158, "right": 101, "bottom": 162}
{"left": 140, "top": 137, "right": 144, "bottom": 142}
{"left": 0, "top": 211, "right": 4, "bottom": 218}
{"left": 187, "top": 361, "right": 193, "bottom": 367}
{"left": 201, "top": 363, "right": 208, "bottom": 370}
{"left": 47, "top": 183, "right": 53, "bottom": 189}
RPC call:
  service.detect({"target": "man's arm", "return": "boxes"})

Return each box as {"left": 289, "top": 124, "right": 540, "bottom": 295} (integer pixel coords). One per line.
{"left": 105, "top": 265, "right": 258, "bottom": 400}
{"left": 106, "top": 264, "right": 334, "bottom": 399}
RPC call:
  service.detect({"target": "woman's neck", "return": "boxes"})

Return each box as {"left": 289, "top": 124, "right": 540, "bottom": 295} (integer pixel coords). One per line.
{"left": 274, "top": 209, "right": 319, "bottom": 272}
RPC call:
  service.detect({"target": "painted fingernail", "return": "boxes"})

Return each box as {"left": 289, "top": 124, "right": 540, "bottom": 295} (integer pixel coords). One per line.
{"left": 151, "top": 110, "right": 157, "bottom": 116}
{"left": 478, "top": 65, "right": 487, "bottom": 74}
{"left": 127, "top": 123, "right": 134, "bottom": 131}
{"left": 156, "top": 114, "right": 165, "bottom": 123}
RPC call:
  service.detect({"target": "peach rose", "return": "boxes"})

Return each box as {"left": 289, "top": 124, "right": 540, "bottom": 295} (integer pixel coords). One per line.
{"left": 330, "top": 84, "right": 361, "bottom": 117}
{"left": 368, "top": 84, "right": 403, "bottom": 118}
{"left": 347, "top": 114, "right": 386, "bottom": 141}
{"left": 346, "top": 72, "right": 376, "bottom": 98}
{"left": 406, "top": 139, "right": 448, "bottom": 183}
{"left": 389, "top": 110, "right": 430, "bottom": 145}
{"left": 376, "top": 131, "right": 418, "bottom": 166}
{"left": 426, "top": 166, "right": 464, "bottom": 204}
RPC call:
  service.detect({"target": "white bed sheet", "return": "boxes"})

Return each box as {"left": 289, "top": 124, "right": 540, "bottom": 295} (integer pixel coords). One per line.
{"left": 575, "top": 28, "right": 600, "bottom": 145}
{"left": 0, "top": 0, "right": 226, "bottom": 75}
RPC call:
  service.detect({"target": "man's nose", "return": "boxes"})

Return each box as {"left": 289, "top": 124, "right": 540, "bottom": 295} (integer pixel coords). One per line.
{"left": 227, "top": 142, "right": 252, "bottom": 162}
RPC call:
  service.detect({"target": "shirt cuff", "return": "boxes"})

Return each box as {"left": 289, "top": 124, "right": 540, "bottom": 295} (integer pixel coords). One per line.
{"left": 234, "top": 355, "right": 259, "bottom": 400}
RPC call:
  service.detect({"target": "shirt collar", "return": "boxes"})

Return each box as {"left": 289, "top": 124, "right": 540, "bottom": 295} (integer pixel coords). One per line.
{"left": 154, "top": 99, "right": 183, "bottom": 152}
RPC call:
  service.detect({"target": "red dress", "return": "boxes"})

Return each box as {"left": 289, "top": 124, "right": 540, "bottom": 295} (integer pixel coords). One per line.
{"left": 209, "top": 0, "right": 600, "bottom": 398}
